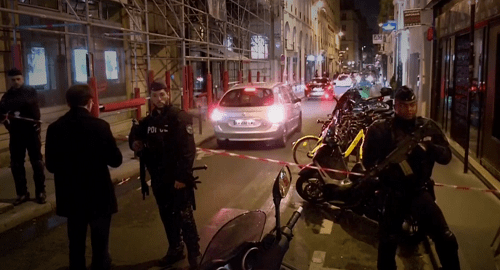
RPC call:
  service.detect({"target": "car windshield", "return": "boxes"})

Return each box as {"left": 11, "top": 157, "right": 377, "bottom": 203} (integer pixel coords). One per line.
{"left": 310, "top": 78, "right": 329, "bottom": 84}
{"left": 219, "top": 88, "right": 274, "bottom": 107}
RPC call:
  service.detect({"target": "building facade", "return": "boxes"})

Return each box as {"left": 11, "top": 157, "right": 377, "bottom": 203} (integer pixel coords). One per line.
{"left": 428, "top": 0, "right": 500, "bottom": 180}
{"left": 340, "top": 9, "right": 360, "bottom": 73}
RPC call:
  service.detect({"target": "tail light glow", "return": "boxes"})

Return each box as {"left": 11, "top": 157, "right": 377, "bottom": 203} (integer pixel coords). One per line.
{"left": 267, "top": 105, "right": 285, "bottom": 123}
{"left": 211, "top": 108, "right": 223, "bottom": 122}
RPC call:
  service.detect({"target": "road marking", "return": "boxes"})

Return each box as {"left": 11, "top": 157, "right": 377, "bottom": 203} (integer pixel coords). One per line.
{"left": 135, "top": 179, "right": 151, "bottom": 191}
{"left": 319, "top": 219, "right": 333, "bottom": 234}
{"left": 309, "top": 251, "right": 344, "bottom": 270}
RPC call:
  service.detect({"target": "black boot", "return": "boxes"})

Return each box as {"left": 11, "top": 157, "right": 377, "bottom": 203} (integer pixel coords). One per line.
{"left": 158, "top": 244, "right": 185, "bottom": 267}
{"left": 13, "top": 192, "right": 30, "bottom": 206}
{"left": 36, "top": 191, "right": 46, "bottom": 204}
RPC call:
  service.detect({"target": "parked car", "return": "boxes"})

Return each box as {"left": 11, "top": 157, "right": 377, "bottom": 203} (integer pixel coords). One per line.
{"left": 305, "top": 77, "right": 335, "bottom": 100}
{"left": 334, "top": 74, "right": 353, "bottom": 87}
{"left": 210, "top": 82, "right": 302, "bottom": 148}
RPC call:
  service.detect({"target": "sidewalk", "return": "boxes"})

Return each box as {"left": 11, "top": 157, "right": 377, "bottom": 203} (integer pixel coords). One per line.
{"left": 0, "top": 112, "right": 215, "bottom": 234}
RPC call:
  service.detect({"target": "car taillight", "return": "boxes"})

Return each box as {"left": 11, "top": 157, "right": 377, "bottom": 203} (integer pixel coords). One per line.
{"left": 210, "top": 107, "right": 223, "bottom": 122}
{"left": 267, "top": 105, "right": 285, "bottom": 123}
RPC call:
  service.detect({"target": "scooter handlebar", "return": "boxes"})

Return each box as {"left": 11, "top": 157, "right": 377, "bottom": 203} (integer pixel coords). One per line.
{"left": 285, "top": 207, "right": 303, "bottom": 231}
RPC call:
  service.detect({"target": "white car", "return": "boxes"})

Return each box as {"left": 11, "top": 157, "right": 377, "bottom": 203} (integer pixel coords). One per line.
{"left": 210, "top": 82, "right": 302, "bottom": 147}
{"left": 334, "top": 75, "right": 353, "bottom": 87}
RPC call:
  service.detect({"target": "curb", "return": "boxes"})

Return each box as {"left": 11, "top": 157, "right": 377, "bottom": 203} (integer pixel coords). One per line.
{"left": 0, "top": 134, "right": 216, "bottom": 235}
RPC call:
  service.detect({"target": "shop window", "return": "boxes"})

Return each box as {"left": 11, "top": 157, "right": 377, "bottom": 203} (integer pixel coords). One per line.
{"left": 251, "top": 35, "right": 268, "bottom": 59}
{"left": 26, "top": 47, "right": 48, "bottom": 87}
{"left": 73, "top": 49, "right": 88, "bottom": 83}
{"left": 104, "top": 51, "right": 119, "bottom": 80}
{"left": 493, "top": 34, "right": 500, "bottom": 140}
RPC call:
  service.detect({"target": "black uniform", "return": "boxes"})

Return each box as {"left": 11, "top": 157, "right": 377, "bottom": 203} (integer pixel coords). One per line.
{"left": 0, "top": 84, "right": 45, "bottom": 197}
{"left": 362, "top": 116, "right": 460, "bottom": 270}
{"left": 133, "top": 105, "right": 200, "bottom": 259}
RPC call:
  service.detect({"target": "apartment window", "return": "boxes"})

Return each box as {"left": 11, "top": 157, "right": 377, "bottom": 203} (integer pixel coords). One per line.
{"left": 104, "top": 51, "right": 119, "bottom": 80}
{"left": 295, "top": 8, "right": 297, "bottom": 16}
{"left": 73, "top": 49, "right": 88, "bottom": 83}
{"left": 26, "top": 47, "right": 48, "bottom": 87}
{"left": 342, "top": 25, "right": 347, "bottom": 31}
{"left": 341, "top": 13, "right": 347, "bottom": 20}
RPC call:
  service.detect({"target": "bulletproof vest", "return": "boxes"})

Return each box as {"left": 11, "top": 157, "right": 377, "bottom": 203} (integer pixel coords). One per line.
{"left": 144, "top": 106, "right": 181, "bottom": 166}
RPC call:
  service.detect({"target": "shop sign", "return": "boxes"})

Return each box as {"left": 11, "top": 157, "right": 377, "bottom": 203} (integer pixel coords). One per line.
{"left": 373, "top": 34, "right": 384, "bottom": 44}
{"left": 404, "top": 9, "right": 421, "bottom": 27}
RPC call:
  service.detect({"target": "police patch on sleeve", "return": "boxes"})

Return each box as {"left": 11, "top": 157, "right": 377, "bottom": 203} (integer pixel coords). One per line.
{"left": 186, "top": 124, "right": 193, "bottom": 134}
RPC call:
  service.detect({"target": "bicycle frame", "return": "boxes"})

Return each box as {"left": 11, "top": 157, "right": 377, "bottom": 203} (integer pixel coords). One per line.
{"left": 342, "top": 129, "right": 365, "bottom": 159}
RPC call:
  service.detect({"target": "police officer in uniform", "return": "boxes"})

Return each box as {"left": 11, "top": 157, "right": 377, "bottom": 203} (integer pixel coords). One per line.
{"left": 362, "top": 86, "right": 460, "bottom": 270}
{"left": 0, "top": 68, "right": 46, "bottom": 205}
{"left": 131, "top": 81, "right": 200, "bottom": 269}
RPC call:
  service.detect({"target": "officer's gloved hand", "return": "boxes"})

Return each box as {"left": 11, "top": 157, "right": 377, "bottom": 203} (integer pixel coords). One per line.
{"left": 132, "top": 141, "right": 144, "bottom": 152}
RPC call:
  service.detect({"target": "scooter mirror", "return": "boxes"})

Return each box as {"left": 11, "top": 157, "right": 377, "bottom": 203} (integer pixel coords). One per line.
{"left": 380, "top": 87, "right": 393, "bottom": 97}
{"left": 272, "top": 166, "right": 292, "bottom": 200}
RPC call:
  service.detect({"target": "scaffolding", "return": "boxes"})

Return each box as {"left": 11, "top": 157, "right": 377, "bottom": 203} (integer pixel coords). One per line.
{"left": 0, "top": 0, "right": 274, "bottom": 111}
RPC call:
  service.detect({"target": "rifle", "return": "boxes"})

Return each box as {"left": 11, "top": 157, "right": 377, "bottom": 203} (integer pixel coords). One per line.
{"left": 363, "top": 119, "right": 439, "bottom": 181}
{"left": 139, "top": 151, "right": 149, "bottom": 200}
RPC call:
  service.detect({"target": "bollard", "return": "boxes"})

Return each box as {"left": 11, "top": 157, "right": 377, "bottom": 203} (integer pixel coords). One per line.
{"left": 257, "top": 71, "right": 260, "bottom": 82}
{"left": 207, "top": 73, "right": 213, "bottom": 106}
{"left": 238, "top": 70, "right": 242, "bottom": 83}
{"left": 223, "top": 71, "right": 229, "bottom": 92}
{"left": 89, "top": 77, "right": 99, "bottom": 117}
{"left": 248, "top": 70, "right": 252, "bottom": 83}
{"left": 182, "top": 66, "right": 189, "bottom": 111}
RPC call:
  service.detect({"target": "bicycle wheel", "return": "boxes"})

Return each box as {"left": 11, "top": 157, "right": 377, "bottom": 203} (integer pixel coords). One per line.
{"left": 292, "top": 136, "right": 321, "bottom": 165}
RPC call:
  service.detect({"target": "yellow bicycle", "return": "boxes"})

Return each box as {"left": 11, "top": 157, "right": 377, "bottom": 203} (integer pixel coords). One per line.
{"left": 292, "top": 128, "right": 365, "bottom": 165}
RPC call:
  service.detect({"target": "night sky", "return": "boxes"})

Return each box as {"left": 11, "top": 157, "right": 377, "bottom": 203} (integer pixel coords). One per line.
{"left": 354, "top": 0, "right": 380, "bottom": 32}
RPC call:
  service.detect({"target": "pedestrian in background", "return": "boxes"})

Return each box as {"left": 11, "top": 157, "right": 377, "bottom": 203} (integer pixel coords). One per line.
{"left": 45, "top": 84, "right": 122, "bottom": 270}
{"left": 0, "top": 68, "right": 46, "bottom": 205}
{"left": 130, "top": 81, "right": 201, "bottom": 269}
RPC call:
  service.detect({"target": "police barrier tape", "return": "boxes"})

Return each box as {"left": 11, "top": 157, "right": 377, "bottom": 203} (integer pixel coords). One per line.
{"left": 195, "top": 147, "right": 500, "bottom": 194}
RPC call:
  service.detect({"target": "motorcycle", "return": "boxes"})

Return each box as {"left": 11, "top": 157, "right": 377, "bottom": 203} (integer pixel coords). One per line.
{"left": 199, "top": 166, "right": 303, "bottom": 270}
{"left": 295, "top": 118, "right": 440, "bottom": 243}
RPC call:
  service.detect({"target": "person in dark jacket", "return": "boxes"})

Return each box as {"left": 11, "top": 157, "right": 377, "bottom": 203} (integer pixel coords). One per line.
{"left": 131, "top": 81, "right": 200, "bottom": 269}
{"left": 362, "top": 86, "right": 460, "bottom": 270}
{"left": 0, "top": 68, "right": 46, "bottom": 205}
{"left": 45, "top": 84, "right": 122, "bottom": 270}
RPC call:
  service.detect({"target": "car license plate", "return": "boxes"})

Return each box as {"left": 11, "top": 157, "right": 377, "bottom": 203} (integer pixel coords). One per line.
{"left": 234, "top": 119, "right": 256, "bottom": 126}
{"left": 314, "top": 87, "right": 322, "bottom": 91}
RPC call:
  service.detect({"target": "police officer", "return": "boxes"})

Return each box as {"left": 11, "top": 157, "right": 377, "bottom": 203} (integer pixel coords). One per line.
{"left": 0, "top": 68, "right": 46, "bottom": 205}
{"left": 131, "top": 81, "right": 200, "bottom": 269}
{"left": 362, "top": 86, "right": 460, "bottom": 270}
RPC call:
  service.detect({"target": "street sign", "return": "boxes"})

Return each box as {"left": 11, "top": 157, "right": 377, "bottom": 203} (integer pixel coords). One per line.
{"left": 373, "top": 34, "right": 384, "bottom": 44}
{"left": 382, "top": 20, "right": 397, "bottom": 32}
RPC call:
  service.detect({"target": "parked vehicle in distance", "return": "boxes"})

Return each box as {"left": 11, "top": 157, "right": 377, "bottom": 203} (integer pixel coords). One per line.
{"left": 305, "top": 77, "right": 335, "bottom": 100}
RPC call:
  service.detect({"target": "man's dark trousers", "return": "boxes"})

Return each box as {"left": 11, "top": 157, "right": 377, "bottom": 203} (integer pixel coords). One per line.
{"left": 67, "top": 215, "right": 112, "bottom": 270}
{"left": 9, "top": 128, "right": 45, "bottom": 196}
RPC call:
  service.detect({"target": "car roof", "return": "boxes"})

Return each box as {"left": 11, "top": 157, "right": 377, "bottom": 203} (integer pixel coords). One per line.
{"left": 229, "top": 81, "right": 284, "bottom": 90}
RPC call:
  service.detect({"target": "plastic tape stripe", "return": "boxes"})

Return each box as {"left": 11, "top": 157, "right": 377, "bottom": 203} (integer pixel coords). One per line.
{"left": 195, "top": 147, "right": 500, "bottom": 194}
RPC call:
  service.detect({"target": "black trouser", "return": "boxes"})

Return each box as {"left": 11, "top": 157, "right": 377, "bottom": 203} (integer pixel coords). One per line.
{"left": 67, "top": 215, "right": 112, "bottom": 270}
{"left": 9, "top": 129, "right": 45, "bottom": 196}
{"left": 378, "top": 190, "right": 460, "bottom": 270}
{"left": 150, "top": 174, "right": 200, "bottom": 256}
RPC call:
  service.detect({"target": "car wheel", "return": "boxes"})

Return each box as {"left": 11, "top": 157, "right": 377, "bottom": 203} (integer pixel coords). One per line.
{"left": 276, "top": 127, "right": 287, "bottom": 148}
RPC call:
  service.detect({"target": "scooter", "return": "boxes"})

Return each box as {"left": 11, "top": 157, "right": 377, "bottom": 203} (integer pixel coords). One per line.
{"left": 199, "top": 166, "right": 303, "bottom": 270}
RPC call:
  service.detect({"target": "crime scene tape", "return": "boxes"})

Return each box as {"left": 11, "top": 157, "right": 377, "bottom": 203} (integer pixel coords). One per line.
{"left": 195, "top": 147, "right": 500, "bottom": 194}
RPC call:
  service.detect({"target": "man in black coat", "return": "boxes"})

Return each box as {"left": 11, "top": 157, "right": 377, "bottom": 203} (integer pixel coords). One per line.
{"left": 45, "top": 84, "right": 122, "bottom": 270}
{"left": 0, "top": 68, "right": 46, "bottom": 205}
{"left": 131, "top": 81, "right": 200, "bottom": 269}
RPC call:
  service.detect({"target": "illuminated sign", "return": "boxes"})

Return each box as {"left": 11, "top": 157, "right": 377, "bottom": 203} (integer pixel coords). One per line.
{"left": 382, "top": 20, "right": 397, "bottom": 32}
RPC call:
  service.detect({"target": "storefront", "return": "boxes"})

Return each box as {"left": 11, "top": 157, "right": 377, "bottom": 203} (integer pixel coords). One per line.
{"left": 432, "top": 0, "right": 500, "bottom": 179}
